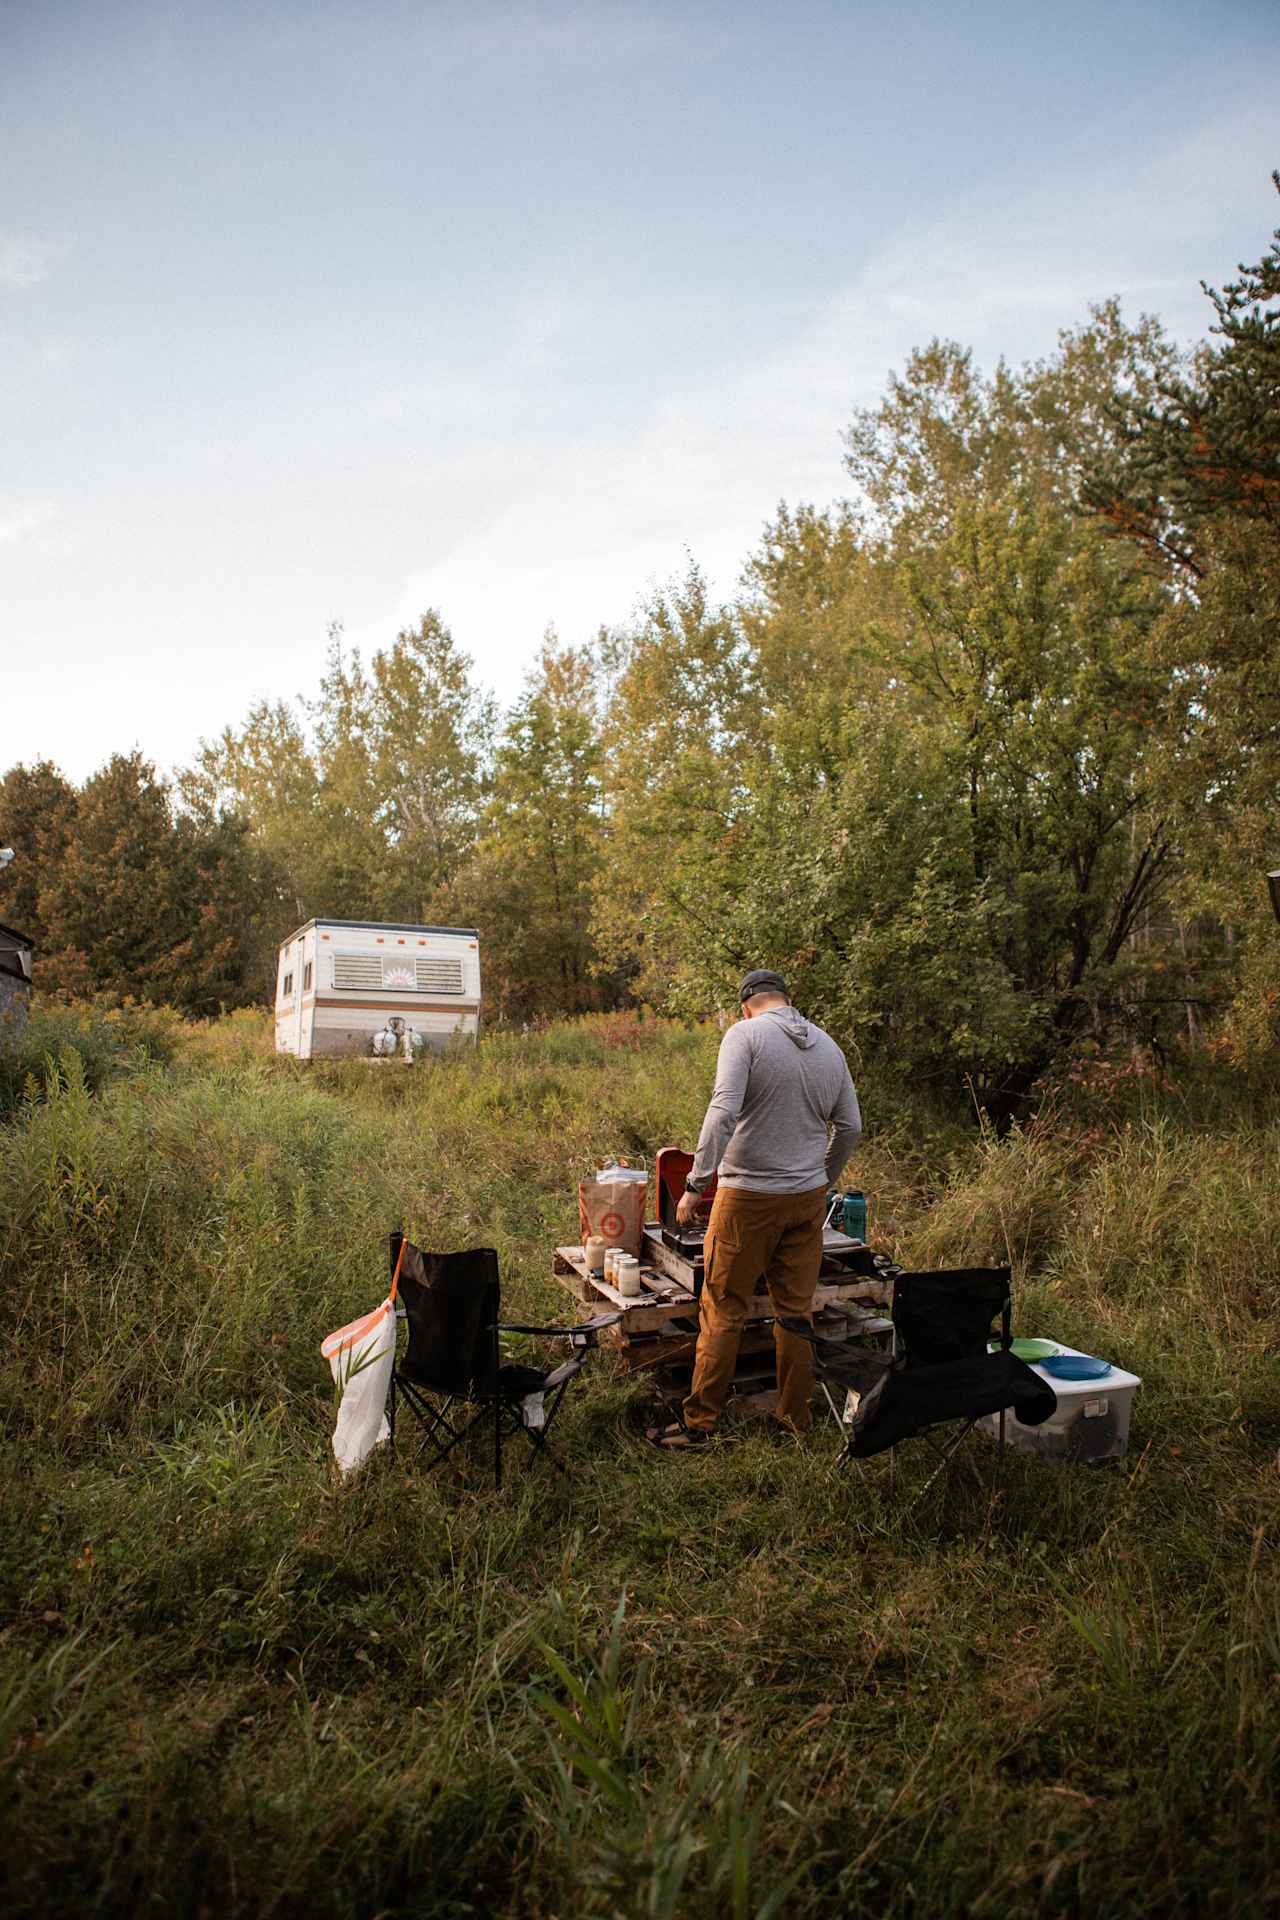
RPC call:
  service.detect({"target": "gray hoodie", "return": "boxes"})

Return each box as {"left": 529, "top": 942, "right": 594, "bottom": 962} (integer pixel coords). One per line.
{"left": 689, "top": 1006, "right": 862, "bottom": 1195}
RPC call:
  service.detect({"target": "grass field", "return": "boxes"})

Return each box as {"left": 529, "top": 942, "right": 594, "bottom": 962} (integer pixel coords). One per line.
{"left": 0, "top": 1008, "right": 1277, "bottom": 1918}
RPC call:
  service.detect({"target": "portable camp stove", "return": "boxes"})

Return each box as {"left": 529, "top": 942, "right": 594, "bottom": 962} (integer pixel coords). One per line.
{"left": 651, "top": 1146, "right": 894, "bottom": 1290}
{"left": 651, "top": 1145, "right": 896, "bottom": 1296}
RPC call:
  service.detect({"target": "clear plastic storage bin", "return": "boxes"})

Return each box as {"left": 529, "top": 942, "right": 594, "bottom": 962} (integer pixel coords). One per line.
{"left": 979, "top": 1341, "right": 1141, "bottom": 1464}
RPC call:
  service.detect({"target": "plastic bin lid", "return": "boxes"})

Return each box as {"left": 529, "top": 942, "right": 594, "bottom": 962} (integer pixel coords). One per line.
{"left": 1041, "top": 1354, "right": 1112, "bottom": 1380}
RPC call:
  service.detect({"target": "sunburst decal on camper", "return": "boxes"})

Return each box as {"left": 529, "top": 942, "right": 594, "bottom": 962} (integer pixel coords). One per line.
{"left": 383, "top": 962, "right": 416, "bottom": 990}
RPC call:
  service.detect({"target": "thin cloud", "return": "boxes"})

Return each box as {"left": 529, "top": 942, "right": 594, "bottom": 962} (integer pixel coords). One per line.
{"left": 0, "top": 501, "right": 58, "bottom": 546}
{"left": 0, "top": 236, "right": 69, "bottom": 289}
{"left": 436, "top": 1, "right": 675, "bottom": 67}
{"left": 349, "top": 95, "right": 1274, "bottom": 688}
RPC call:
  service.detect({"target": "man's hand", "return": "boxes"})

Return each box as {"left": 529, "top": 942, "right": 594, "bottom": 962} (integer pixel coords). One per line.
{"left": 676, "top": 1187, "right": 703, "bottom": 1228}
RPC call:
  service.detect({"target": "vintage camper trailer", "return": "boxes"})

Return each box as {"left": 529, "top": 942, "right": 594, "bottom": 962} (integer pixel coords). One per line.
{"left": 274, "top": 919, "right": 481, "bottom": 1060}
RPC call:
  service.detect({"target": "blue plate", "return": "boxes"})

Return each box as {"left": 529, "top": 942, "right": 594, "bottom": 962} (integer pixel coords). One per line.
{"left": 1041, "top": 1354, "right": 1111, "bottom": 1380}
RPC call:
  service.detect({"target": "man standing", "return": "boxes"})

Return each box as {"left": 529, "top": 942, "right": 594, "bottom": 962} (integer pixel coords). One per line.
{"left": 649, "top": 970, "right": 861, "bottom": 1449}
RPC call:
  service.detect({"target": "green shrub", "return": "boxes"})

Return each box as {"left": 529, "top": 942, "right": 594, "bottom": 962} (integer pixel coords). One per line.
{"left": 0, "top": 997, "right": 182, "bottom": 1115}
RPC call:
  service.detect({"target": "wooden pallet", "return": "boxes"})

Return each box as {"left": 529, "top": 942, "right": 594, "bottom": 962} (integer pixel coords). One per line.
{"left": 552, "top": 1245, "right": 700, "bottom": 1333}
{"left": 553, "top": 1226, "right": 893, "bottom": 1386}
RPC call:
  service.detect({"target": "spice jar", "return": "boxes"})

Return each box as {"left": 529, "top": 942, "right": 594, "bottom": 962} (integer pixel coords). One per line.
{"left": 615, "top": 1255, "right": 642, "bottom": 1297}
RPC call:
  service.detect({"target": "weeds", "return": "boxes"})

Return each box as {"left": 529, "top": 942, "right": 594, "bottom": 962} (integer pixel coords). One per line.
{"left": 0, "top": 1006, "right": 1276, "bottom": 1916}
{"left": 524, "top": 1592, "right": 811, "bottom": 1920}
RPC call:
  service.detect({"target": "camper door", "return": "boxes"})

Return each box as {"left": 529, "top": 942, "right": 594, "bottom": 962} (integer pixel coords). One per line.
{"left": 292, "top": 938, "right": 306, "bottom": 1054}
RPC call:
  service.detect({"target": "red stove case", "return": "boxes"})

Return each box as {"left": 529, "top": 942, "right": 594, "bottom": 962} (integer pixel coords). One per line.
{"left": 655, "top": 1147, "right": 717, "bottom": 1260}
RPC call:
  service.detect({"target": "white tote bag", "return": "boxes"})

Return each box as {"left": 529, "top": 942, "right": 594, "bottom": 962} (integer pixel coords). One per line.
{"left": 321, "top": 1297, "right": 397, "bottom": 1476}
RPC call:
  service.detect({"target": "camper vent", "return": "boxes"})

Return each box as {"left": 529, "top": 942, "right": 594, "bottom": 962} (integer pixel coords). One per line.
{"left": 333, "top": 953, "right": 383, "bottom": 990}
{"left": 331, "top": 951, "right": 466, "bottom": 994}
{"left": 416, "top": 956, "right": 465, "bottom": 995}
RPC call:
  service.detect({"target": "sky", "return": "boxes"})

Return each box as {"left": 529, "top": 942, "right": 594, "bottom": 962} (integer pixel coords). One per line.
{"left": 3, "top": 0, "right": 1278, "bottom": 783}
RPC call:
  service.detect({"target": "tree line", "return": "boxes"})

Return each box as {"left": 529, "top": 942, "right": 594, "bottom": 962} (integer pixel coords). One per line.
{"left": 3, "top": 179, "right": 1277, "bottom": 1119}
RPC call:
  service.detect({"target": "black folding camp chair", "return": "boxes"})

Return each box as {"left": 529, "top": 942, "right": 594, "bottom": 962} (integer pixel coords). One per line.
{"left": 386, "top": 1232, "right": 620, "bottom": 1489}
{"left": 783, "top": 1266, "right": 1057, "bottom": 1506}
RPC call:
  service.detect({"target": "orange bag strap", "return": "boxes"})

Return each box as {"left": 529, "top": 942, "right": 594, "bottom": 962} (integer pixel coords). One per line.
{"left": 389, "top": 1234, "right": 407, "bottom": 1306}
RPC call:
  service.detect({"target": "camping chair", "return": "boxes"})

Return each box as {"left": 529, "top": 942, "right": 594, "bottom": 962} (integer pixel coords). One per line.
{"left": 386, "top": 1232, "right": 621, "bottom": 1489}
{"left": 782, "top": 1266, "right": 1056, "bottom": 1506}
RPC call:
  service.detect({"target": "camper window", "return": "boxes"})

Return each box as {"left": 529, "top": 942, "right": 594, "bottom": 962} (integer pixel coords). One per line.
{"left": 302, "top": 962, "right": 313, "bottom": 992}
{"left": 282, "top": 970, "right": 294, "bottom": 998}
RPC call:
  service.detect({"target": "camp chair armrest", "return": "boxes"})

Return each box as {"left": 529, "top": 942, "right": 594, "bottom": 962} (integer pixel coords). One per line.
{"left": 777, "top": 1315, "right": 820, "bottom": 1344}
{"left": 542, "top": 1356, "right": 588, "bottom": 1390}
{"left": 497, "top": 1312, "right": 624, "bottom": 1338}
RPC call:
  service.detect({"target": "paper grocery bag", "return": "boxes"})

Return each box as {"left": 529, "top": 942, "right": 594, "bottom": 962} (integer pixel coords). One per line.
{"left": 578, "top": 1163, "right": 647, "bottom": 1257}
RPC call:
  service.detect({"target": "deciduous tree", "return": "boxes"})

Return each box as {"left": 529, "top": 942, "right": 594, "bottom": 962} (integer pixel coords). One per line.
{"left": 462, "top": 638, "right": 612, "bottom": 1018}
{"left": 1085, "top": 178, "right": 1280, "bottom": 1056}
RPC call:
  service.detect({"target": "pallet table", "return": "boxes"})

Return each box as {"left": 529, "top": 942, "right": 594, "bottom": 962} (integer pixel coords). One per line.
{"left": 553, "top": 1221, "right": 893, "bottom": 1413}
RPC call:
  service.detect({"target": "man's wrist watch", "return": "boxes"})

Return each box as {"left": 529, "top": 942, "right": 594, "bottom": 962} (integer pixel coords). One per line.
{"left": 684, "top": 1180, "right": 704, "bottom": 1197}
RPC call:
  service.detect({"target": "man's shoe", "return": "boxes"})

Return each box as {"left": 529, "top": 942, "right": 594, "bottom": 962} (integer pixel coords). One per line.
{"left": 646, "top": 1420, "right": 714, "bottom": 1451}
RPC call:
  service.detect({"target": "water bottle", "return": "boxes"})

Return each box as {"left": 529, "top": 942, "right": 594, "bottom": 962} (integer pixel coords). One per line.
{"left": 841, "top": 1189, "right": 868, "bottom": 1242}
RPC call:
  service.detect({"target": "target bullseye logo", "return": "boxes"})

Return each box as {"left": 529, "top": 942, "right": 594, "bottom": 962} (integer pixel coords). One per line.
{"left": 600, "top": 1210, "right": 625, "bottom": 1239}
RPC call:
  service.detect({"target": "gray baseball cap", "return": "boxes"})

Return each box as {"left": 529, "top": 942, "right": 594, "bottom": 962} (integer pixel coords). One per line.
{"left": 739, "top": 968, "right": 789, "bottom": 1003}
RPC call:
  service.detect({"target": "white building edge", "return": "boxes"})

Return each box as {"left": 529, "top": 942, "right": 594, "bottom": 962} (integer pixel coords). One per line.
{"left": 274, "top": 918, "right": 481, "bottom": 1059}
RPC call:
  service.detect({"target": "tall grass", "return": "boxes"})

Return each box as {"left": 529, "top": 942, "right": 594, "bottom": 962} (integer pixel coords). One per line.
{"left": 0, "top": 1008, "right": 1276, "bottom": 1916}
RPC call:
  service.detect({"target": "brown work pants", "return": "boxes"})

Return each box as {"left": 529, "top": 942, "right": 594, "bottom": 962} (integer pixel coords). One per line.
{"left": 682, "top": 1184, "right": 827, "bottom": 1433}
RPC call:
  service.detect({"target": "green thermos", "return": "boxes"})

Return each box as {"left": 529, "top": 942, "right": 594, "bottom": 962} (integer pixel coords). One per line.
{"left": 826, "top": 1188, "right": 868, "bottom": 1241}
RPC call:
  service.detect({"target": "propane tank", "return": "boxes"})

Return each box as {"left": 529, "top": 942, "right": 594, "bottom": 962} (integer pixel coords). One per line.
{"left": 372, "top": 1015, "right": 406, "bottom": 1057}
